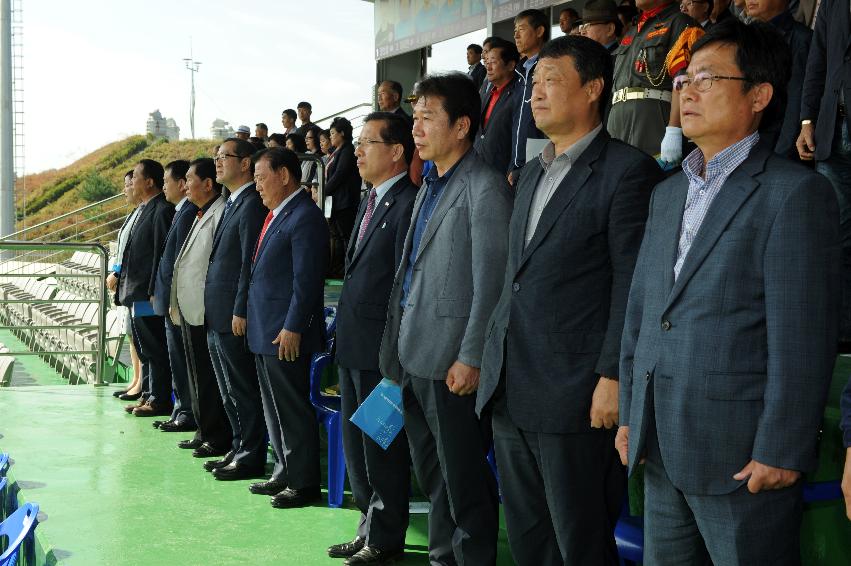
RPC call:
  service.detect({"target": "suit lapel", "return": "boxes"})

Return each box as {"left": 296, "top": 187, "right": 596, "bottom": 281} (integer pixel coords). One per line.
{"left": 252, "top": 191, "right": 305, "bottom": 270}
{"left": 660, "top": 179, "right": 688, "bottom": 297}
{"left": 413, "top": 157, "right": 470, "bottom": 261}
{"left": 518, "top": 132, "right": 606, "bottom": 268}
{"left": 663, "top": 145, "right": 768, "bottom": 309}
{"left": 212, "top": 184, "right": 252, "bottom": 252}
{"left": 349, "top": 177, "right": 407, "bottom": 267}
{"left": 346, "top": 193, "right": 370, "bottom": 266}
{"left": 510, "top": 162, "right": 542, "bottom": 270}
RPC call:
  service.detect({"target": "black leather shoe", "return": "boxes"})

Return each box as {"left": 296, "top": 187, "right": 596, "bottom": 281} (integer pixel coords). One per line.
{"left": 270, "top": 486, "right": 321, "bottom": 509}
{"left": 192, "top": 442, "right": 228, "bottom": 458}
{"left": 160, "top": 420, "right": 197, "bottom": 433}
{"left": 212, "top": 462, "right": 265, "bottom": 481}
{"left": 203, "top": 450, "right": 236, "bottom": 472}
{"left": 178, "top": 438, "right": 203, "bottom": 450}
{"left": 118, "top": 391, "right": 142, "bottom": 401}
{"left": 152, "top": 419, "right": 172, "bottom": 429}
{"left": 344, "top": 546, "right": 404, "bottom": 565}
{"left": 112, "top": 388, "right": 129, "bottom": 398}
{"left": 249, "top": 478, "right": 287, "bottom": 496}
{"left": 327, "top": 536, "right": 365, "bottom": 558}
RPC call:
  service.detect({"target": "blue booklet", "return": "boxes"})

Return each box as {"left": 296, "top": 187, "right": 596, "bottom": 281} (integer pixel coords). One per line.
{"left": 350, "top": 378, "right": 404, "bottom": 450}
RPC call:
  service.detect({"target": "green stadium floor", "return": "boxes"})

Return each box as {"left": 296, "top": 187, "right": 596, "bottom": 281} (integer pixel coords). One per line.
{"left": 0, "top": 385, "right": 514, "bottom": 566}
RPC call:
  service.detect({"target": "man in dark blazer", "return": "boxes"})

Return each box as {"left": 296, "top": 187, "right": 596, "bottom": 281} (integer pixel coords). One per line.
{"left": 379, "top": 72, "right": 512, "bottom": 566}
{"left": 118, "top": 159, "right": 175, "bottom": 417}
{"left": 246, "top": 147, "right": 329, "bottom": 508}
{"left": 202, "top": 138, "right": 269, "bottom": 474}
{"left": 476, "top": 36, "right": 662, "bottom": 566}
{"left": 619, "top": 22, "right": 840, "bottom": 564}
{"left": 467, "top": 44, "right": 486, "bottom": 89}
{"left": 377, "top": 81, "right": 414, "bottom": 129}
{"left": 474, "top": 38, "right": 520, "bottom": 176}
{"left": 151, "top": 160, "right": 198, "bottom": 431}
{"left": 326, "top": 112, "right": 416, "bottom": 565}
{"left": 798, "top": 0, "right": 851, "bottom": 346}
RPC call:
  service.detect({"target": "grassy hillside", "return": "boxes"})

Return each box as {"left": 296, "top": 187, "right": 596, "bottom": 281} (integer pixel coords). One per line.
{"left": 13, "top": 135, "right": 220, "bottom": 238}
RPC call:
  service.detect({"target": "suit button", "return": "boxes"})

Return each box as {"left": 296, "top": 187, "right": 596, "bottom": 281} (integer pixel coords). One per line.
{"left": 512, "top": 282, "right": 520, "bottom": 292}
{"left": 661, "top": 320, "right": 671, "bottom": 331}
{"left": 346, "top": 274, "right": 352, "bottom": 280}
{"left": 645, "top": 371, "right": 651, "bottom": 382}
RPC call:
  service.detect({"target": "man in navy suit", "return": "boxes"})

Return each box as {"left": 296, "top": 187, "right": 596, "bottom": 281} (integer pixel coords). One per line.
{"left": 201, "top": 138, "right": 269, "bottom": 475}
{"left": 326, "top": 112, "right": 416, "bottom": 565}
{"left": 618, "top": 21, "right": 840, "bottom": 564}
{"left": 118, "top": 159, "right": 175, "bottom": 417}
{"left": 150, "top": 160, "right": 198, "bottom": 431}
{"left": 246, "top": 147, "right": 329, "bottom": 509}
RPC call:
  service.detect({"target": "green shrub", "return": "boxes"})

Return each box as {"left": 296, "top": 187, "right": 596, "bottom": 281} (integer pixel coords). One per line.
{"left": 79, "top": 172, "right": 118, "bottom": 203}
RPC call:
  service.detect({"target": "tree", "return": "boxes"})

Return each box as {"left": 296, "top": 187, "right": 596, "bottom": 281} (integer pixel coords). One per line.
{"left": 79, "top": 172, "right": 117, "bottom": 203}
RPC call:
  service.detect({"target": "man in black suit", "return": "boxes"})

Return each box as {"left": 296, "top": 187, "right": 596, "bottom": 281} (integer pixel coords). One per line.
{"left": 474, "top": 37, "right": 520, "bottom": 175}
{"left": 377, "top": 81, "right": 413, "bottom": 129}
{"left": 797, "top": 0, "right": 851, "bottom": 346}
{"left": 118, "top": 159, "right": 176, "bottom": 417}
{"left": 467, "top": 44, "right": 486, "bottom": 89}
{"left": 476, "top": 36, "right": 663, "bottom": 565}
{"left": 201, "top": 138, "right": 269, "bottom": 475}
{"left": 326, "top": 112, "right": 416, "bottom": 565}
{"left": 150, "top": 160, "right": 198, "bottom": 430}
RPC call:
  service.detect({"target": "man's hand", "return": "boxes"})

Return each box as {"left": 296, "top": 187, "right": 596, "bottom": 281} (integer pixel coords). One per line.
{"left": 796, "top": 122, "right": 816, "bottom": 161}
{"left": 615, "top": 426, "right": 629, "bottom": 466}
{"left": 232, "top": 315, "right": 247, "bottom": 336}
{"left": 660, "top": 126, "right": 683, "bottom": 164}
{"left": 106, "top": 272, "right": 118, "bottom": 292}
{"left": 272, "top": 329, "right": 301, "bottom": 362}
{"left": 149, "top": 296, "right": 155, "bottom": 305}
{"left": 733, "top": 459, "right": 801, "bottom": 494}
{"left": 445, "top": 361, "right": 480, "bottom": 395}
{"left": 590, "top": 376, "right": 619, "bottom": 429}
{"left": 842, "top": 447, "right": 851, "bottom": 520}
{"left": 169, "top": 306, "right": 181, "bottom": 326}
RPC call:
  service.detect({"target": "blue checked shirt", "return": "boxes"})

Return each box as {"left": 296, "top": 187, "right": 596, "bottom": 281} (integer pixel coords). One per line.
{"left": 674, "top": 132, "right": 760, "bottom": 280}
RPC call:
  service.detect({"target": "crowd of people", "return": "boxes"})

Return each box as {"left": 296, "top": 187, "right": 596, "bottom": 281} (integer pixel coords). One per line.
{"left": 104, "top": 1, "right": 851, "bottom": 565}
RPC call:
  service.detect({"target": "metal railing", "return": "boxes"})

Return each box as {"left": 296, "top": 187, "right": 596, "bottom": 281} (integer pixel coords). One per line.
{"left": 294, "top": 152, "right": 330, "bottom": 217}
{"left": 0, "top": 241, "right": 108, "bottom": 386}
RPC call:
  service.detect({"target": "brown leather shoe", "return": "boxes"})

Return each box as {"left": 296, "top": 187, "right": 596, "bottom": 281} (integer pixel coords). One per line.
{"left": 132, "top": 402, "right": 173, "bottom": 417}
{"left": 124, "top": 399, "right": 146, "bottom": 413}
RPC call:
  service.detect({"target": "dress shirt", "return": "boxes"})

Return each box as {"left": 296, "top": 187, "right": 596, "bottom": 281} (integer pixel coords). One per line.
{"left": 355, "top": 171, "right": 405, "bottom": 238}
{"left": 175, "top": 196, "right": 188, "bottom": 212}
{"left": 228, "top": 182, "right": 252, "bottom": 204}
{"left": 525, "top": 124, "right": 602, "bottom": 245}
{"left": 675, "top": 131, "right": 760, "bottom": 279}
{"left": 483, "top": 81, "right": 508, "bottom": 128}
{"left": 115, "top": 206, "right": 141, "bottom": 270}
{"left": 271, "top": 189, "right": 302, "bottom": 218}
{"left": 400, "top": 155, "right": 465, "bottom": 307}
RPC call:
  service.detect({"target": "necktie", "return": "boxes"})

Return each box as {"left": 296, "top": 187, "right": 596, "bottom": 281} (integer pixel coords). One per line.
{"left": 253, "top": 211, "right": 275, "bottom": 262}
{"left": 214, "top": 198, "right": 234, "bottom": 240}
{"left": 357, "top": 189, "right": 377, "bottom": 245}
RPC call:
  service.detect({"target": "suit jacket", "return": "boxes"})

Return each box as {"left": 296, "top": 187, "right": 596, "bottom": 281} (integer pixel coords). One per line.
{"left": 246, "top": 189, "right": 330, "bottom": 357}
{"left": 469, "top": 62, "right": 486, "bottom": 89}
{"left": 171, "top": 196, "right": 226, "bottom": 326}
{"left": 379, "top": 150, "right": 512, "bottom": 380}
{"left": 393, "top": 107, "right": 414, "bottom": 129}
{"left": 336, "top": 175, "right": 417, "bottom": 370}
{"left": 204, "top": 184, "right": 267, "bottom": 333}
{"left": 152, "top": 200, "right": 199, "bottom": 316}
{"left": 476, "top": 131, "right": 662, "bottom": 433}
{"left": 772, "top": 12, "right": 812, "bottom": 159}
{"left": 510, "top": 58, "right": 546, "bottom": 175}
{"left": 801, "top": 0, "right": 851, "bottom": 161}
{"left": 325, "top": 142, "right": 362, "bottom": 212}
{"left": 620, "top": 141, "right": 840, "bottom": 495}
{"left": 116, "top": 192, "right": 175, "bottom": 306}
{"left": 474, "top": 75, "right": 519, "bottom": 175}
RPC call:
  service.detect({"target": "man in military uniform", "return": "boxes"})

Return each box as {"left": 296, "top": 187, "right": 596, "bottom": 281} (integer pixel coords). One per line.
{"left": 608, "top": 0, "right": 703, "bottom": 163}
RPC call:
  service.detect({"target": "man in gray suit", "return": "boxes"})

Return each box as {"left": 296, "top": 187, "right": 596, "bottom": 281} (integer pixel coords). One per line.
{"left": 618, "top": 21, "right": 840, "bottom": 564}
{"left": 379, "top": 72, "right": 512, "bottom": 565}
{"left": 476, "top": 36, "right": 663, "bottom": 566}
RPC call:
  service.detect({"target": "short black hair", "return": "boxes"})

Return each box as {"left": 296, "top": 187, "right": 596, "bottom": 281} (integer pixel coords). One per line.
{"left": 222, "top": 137, "right": 259, "bottom": 175}
{"left": 124, "top": 169, "right": 134, "bottom": 180}
{"left": 286, "top": 133, "right": 308, "bottom": 153}
{"left": 268, "top": 133, "right": 287, "bottom": 147}
{"left": 165, "top": 159, "right": 190, "bottom": 181}
{"left": 252, "top": 147, "right": 302, "bottom": 184}
{"left": 561, "top": 7, "right": 579, "bottom": 18}
{"left": 248, "top": 137, "right": 266, "bottom": 151}
{"left": 516, "top": 9, "right": 550, "bottom": 43}
{"left": 330, "top": 116, "right": 353, "bottom": 142}
{"left": 412, "top": 72, "right": 481, "bottom": 143}
{"left": 282, "top": 108, "right": 297, "bottom": 121}
{"left": 137, "top": 159, "right": 164, "bottom": 190}
{"left": 482, "top": 36, "right": 496, "bottom": 49}
{"left": 364, "top": 111, "right": 416, "bottom": 165}
{"left": 319, "top": 129, "right": 331, "bottom": 141}
{"left": 691, "top": 19, "right": 791, "bottom": 131}
{"left": 489, "top": 37, "right": 521, "bottom": 67}
{"left": 381, "top": 80, "right": 404, "bottom": 101}
{"left": 467, "top": 43, "right": 483, "bottom": 55}
{"left": 188, "top": 157, "right": 222, "bottom": 194}
{"left": 255, "top": 122, "right": 268, "bottom": 131}
{"left": 297, "top": 101, "right": 312, "bottom": 110}
{"left": 539, "top": 35, "right": 613, "bottom": 121}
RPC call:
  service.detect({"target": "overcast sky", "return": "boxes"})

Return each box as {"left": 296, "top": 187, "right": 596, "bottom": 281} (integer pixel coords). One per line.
{"left": 22, "top": 0, "right": 485, "bottom": 174}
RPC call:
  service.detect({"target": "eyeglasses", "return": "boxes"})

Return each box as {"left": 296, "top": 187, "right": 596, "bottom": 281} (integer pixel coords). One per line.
{"left": 214, "top": 153, "right": 242, "bottom": 162}
{"left": 356, "top": 137, "right": 397, "bottom": 146}
{"left": 673, "top": 72, "right": 752, "bottom": 93}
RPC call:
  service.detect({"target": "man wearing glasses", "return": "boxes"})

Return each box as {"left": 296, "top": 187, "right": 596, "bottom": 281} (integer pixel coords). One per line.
{"left": 680, "top": 0, "right": 713, "bottom": 28}
{"left": 618, "top": 21, "right": 840, "bottom": 564}
{"left": 580, "top": 0, "right": 623, "bottom": 53}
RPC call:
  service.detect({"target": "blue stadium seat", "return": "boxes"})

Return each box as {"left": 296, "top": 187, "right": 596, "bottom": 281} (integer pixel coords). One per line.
{"left": 0, "top": 454, "right": 8, "bottom": 476}
{"left": 309, "top": 351, "right": 345, "bottom": 508}
{"left": 0, "top": 502, "right": 39, "bottom": 566}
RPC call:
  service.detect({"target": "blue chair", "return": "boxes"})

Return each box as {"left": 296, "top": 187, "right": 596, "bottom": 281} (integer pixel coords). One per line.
{"left": 0, "top": 502, "right": 39, "bottom": 566}
{"left": 310, "top": 351, "right": 345, "bottom": 508}
{"left": 0, "top": 454, "right": 8, "bottom": 476}
{"left": 0, "top": 477, "right": 7, "bottom": 521}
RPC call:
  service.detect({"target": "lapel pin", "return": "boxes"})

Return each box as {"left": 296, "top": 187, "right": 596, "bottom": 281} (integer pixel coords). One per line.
{"left": 384, "top": 201, "right": 390, "bottom": 207}
{"left": 381, "top": 222, "right": 387, "bottom": 229}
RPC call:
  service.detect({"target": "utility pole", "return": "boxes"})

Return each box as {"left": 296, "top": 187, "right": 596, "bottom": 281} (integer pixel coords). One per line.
{"left": 183, "top": 47, "right": 201, "bottom": 140}
{"left": 0, "top": 0, "right": 15, "bottom": 237}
